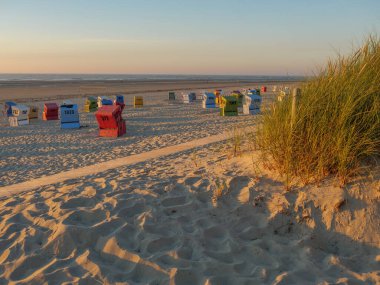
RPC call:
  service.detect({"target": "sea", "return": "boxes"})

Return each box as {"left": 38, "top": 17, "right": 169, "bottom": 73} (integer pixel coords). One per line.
{"left": 0, "top": 74, "right": 305, "bottom": 83}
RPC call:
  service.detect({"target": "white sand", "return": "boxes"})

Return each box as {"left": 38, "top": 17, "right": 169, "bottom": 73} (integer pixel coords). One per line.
{"left": 0, "top": 85, "right": 378, "bottom": 284}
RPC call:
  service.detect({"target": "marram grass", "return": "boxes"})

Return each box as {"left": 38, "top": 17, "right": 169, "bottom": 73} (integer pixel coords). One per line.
{"left": 257, "top": 36, "right": 380, "bottom": 186}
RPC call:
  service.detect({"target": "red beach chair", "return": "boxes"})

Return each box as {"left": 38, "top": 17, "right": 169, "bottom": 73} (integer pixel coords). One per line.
{"left": 95, "top": 105, "right": 126, "bottom": 137}
{"left": 43, "top": 103, "right": 59, "bottom": 120}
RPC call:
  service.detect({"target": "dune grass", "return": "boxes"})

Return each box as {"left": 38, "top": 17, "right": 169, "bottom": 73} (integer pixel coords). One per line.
{"left": 257, "top": 36, "right": 380, "bottom": 186}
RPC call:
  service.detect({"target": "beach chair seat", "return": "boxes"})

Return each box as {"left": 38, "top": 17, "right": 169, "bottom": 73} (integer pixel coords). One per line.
{"left": 243, "top": 94, "right": 262, "bottom": 115}
{"left": 169, "top": 91, "right": 176, "bottom": 100}
{"left": 220, "top": 96, "right": 238, "bottom": 116}
{"left": 114, "top": 95, "right": 125, "bottom": 111}
{"left": 28, "top": 106, "right": 39, "bottom": 119}
{"left": 4, "top": 102, "right": 17, "bottom": 117}
{"left": 84, "top": 96, "right": 98, "bottom": 112}
{"left": 277, "top": 90, "right": 287, "bottom": 102}
{"left": 189, "top": 92, "right": 197, "bottom": 101}
{"left": 9, "top": 104, "right": 30, "bottom": 126}
{"left": 231, "top": 90, "right": 244, "bottom": 107}
{"left": 98, "top": 96, "right": 113, "bottom": 108}
{"left": 134, "top": 96, "right": 143, "bottom": 108}
{"left": 214, "top": 89, "right": 223, "bottom": 105}
{"left": 60, "top": 102, "right": 80, "bottom": 129}
{"left": 202, "top": 92, "right": 216, "bottom": 109}
{"left": 95, "top": 105, "right": 126, "bottom": 137}
{"left": 182, "top": 93, "right": 190, "bottom": 103}
{"left": 43, "top": 103, "right": 59, "bottom": 120}
{"left": 182, "top": 92, "right": 196, "bottom": 103}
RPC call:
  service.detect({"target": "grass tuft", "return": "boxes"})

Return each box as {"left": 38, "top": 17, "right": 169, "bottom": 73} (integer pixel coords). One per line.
{"left": 257, "top": 35, "right": 380, "bottom": 186}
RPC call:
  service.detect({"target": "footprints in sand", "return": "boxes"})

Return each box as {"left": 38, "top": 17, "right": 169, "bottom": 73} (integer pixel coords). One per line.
{"left": 147, "top": 237, "right": 177, "bottom": 254}
{"left": 161, "top": 196, "right": 187, "bottom": 208}
{"left": 227, "top": 176, "right": 251, "bottom": 204}
{"left": 203, "top": 226, "right": 228, "bottom": 241}
{"left": 63, "top": 209, "right": 106, "bottom": 227}
{"left": 9, "top": 254, "right": 54, "bottom": 282}
{"left": 60, "top": 197, "right": 96, "bottom": 209}
{"left": 118, "top": 200, "right": 147, "bottom": 219}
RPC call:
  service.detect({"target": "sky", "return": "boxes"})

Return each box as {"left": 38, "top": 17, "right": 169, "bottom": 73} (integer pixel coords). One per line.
{"left": 0, "top": 0, "right": 379, "bottom": 75}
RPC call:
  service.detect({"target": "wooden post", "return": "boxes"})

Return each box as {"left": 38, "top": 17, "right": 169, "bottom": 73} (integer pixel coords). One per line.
{"left": 291, "top": 88, "right": 301, "bottom": 129}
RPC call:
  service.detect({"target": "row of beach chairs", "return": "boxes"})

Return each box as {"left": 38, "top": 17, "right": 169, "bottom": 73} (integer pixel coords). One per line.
{"left": 4, "top": 87, "right": 266, "bottom": 137}
{"left": 85, "top": 95, "right": 143, "bottom": 111}
{"left": 176, "top": 87, "right": 264, "bottom": 116}
{"left": 4, "top": 101, "right": 81, "bottom": 128}
{"left": 4, "top": 97, "right": 127, "bottom": 138}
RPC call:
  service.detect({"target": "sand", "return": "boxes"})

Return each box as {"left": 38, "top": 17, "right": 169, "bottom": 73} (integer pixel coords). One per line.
{"left": 0, "top": 132, "right": 229, "bottom": 197}
{"left": 0, "top": 85, "right": 267, "bottom": 187}
{"left": 0, "top": 82, "right": 378, "bottom": 284}
{"left": 0, "top": 80, "right": 297, "bottom": 102}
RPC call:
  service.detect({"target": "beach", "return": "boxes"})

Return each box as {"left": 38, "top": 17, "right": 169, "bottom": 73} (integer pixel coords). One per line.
{"left": 0, "top": 78, "right": 299, "bottom": 102}
{"left": 0, "top": 81, "right": 379, "bottom": 284}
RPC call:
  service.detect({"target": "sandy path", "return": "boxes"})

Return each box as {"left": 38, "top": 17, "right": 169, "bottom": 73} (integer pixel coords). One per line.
{"left": 0, "top": 132, "right": 228, "bottom": 198}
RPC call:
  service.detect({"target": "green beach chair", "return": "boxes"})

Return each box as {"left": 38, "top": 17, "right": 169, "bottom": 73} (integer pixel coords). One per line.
{"left": 220, "top": 96, "right": 238, "bottom": 116}
{"left": 84, "top": 96, "right": 98, "bottom": 112}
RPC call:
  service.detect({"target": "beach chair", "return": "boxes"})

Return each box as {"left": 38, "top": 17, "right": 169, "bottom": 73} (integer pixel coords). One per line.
{"left": 84, "top": 96, "right": 98, "bottom": 112}
{"left": 247, "top": 88, "right": 260, "bottom": 96}
{"left": 60, "top": 102, "right": 80, "bottom": 129}
{"left": 28, "top": 106, "right": 39, "bottom": 119}
{"left": 9, "top": 105, "right": 30, "bottom": 126}
{"left": 202, "top": 92, "right": 216, "bottom": 109}
{"left": 4, "top": 102, "right": 17, "bottom": 117}
{"left": 169, "top": 91, "right": 176, "bottom": 100}
{"left": 182, "top": 93, "right": 190, "bottom": 103}
{"left": 189, "top": 92, "right": 197, "bottom": 101}
{"left": 220, "top": 96, "right": 238, "bottom": 116}
{"left": 95, "top": 105, "right": 126, "bottom": 137}
{"left": 261, "top": 86, "right": 267, "bottom": 93}
{"left": 97, "top": 96, "right": 113, "bottom": 108}
{"left": 43, "top": 103, "right": 59, "bottom": 120}
{"left": 243, "top": 94, "right": 262, "bottom": 115}
{"left": 272, "top": 85, "right": 277, "bottom": 92}
{"left": 214, "top": 89, "right": 223, "bottom": 105}
{"left": 231, "top": 90, "right": 244, "bottom": 107}
{"left": 241, "top": 88, "right": 249, "bottom": 95}
{"left": 114, "top": 95, "right": 125, "bottom": 111}
{"left": 277, "top": 90, "right": 287, "bottom": 102}
{"left": 182, "top": 92, "right": 196, "bottom": 103}
{"left": 134, "top": 96, "right": 143, "bottom": 108}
